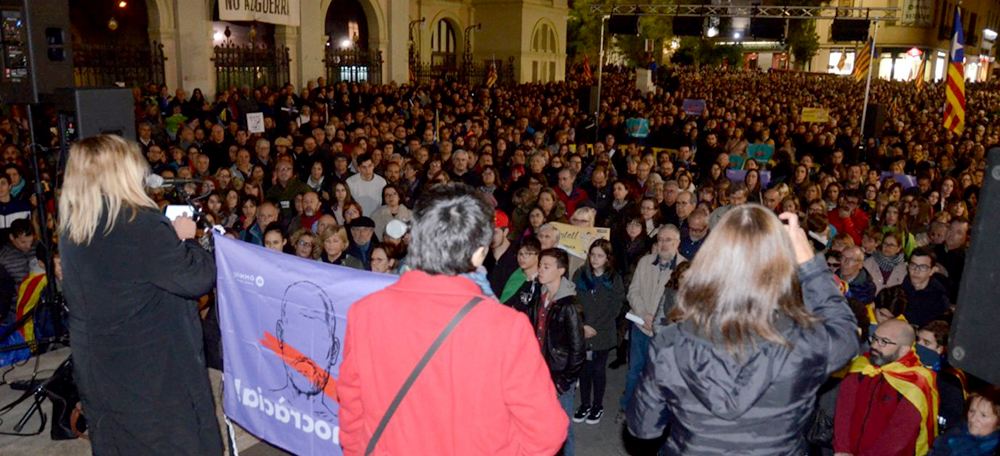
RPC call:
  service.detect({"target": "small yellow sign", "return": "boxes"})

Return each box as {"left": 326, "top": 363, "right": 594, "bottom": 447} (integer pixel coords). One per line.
{"left": 551, "top": 222, "right": 611, "bottom": 259}
{"left": 801, "top": 107, "right": 830, "bottom": 123}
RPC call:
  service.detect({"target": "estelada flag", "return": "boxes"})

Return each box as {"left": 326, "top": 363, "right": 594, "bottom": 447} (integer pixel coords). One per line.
{"left": 582, "top": 55, "right": 593, "bottom": 82}
{"left": 944, "top": 6, "right": 966, "bottom": 134}
{"left": 847, "top": 350, "right": 939, "bottom": 456}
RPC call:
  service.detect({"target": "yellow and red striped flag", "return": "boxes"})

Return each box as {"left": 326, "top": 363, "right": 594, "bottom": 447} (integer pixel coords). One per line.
{"left": 582, "top": 54, "right": 593, "bottom": 82}
{"left": 852, "top": 38, "right": 874, "bottom": 82}
{"left": 944, "top": 6, "right": 965, "bottom": 134}
{"left": 914, "top": 55, "right": 928, "bottom": 92}
{"left": 486, "top": 61, "right": 498, "bottom": 88}
{"left": 15, "top": 273, "right": 46, "bottom": 350}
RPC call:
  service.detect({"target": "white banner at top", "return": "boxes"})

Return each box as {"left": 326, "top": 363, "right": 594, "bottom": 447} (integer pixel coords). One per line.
{"left": 219, "top": 0, "right": 300, "bottom": 27}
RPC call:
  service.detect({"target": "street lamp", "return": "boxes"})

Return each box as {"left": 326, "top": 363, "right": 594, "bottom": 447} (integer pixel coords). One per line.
{"left": 464, "top": 23, "right": 482, "bottom": 63}
{"left": 409, "top": 17, "right": 426, "bottom": 65}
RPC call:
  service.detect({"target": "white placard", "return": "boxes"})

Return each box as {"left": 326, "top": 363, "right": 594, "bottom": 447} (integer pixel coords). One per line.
{"left": 247, "top": 112, "right": 265, "bottom": 134}
{"left": 219, "top": 0, "right": 300, "bottom": 27}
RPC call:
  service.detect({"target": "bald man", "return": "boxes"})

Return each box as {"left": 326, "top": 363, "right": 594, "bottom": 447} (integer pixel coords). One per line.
{"left": 833, "top": 320, "right": 933, "bottom": 456}
{"left": 838, "top": 246, "right": 876, "bottom": 305}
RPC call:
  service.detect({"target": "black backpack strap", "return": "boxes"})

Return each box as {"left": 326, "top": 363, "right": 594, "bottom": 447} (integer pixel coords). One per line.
{"left": 364, "top": 296, "right": 483, "bottom": 456}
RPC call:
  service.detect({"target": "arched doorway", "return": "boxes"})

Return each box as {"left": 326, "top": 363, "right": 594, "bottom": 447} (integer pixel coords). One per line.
{"left": 324, "top": 0, "right": 382, "bottom": 83}
{"left": 430, "top": 19, "right": 457, "bottom": 69}
{"left": 211, "top": 1, "right": 290, "bottom": 91}
{"left": 530, "top": 21, "right": 558, "bottom": 82}
{"left": 69, "top": 0, "right": 166, "bottom": 88}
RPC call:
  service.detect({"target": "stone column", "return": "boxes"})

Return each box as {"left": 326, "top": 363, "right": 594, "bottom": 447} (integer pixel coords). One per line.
{"left": 149, "top": 28, "right": 179, "bottom": 91}
{"left": 175, "top": 0, "right": 215, "bottom": 96}
{"left": 299, "top": 0, "right": 326, "bottom": 85}
{"left": 275, "top": 25, "right": 301, "bottom": 88}
{"left": 386, "top": 0, "right": 409, "bottom": 83}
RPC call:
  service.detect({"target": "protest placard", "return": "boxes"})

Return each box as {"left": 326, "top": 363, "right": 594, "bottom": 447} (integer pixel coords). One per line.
{"left": 801, "top": 107, "right": 830, "bottom": 123}
{"left": 551, "top": 222, "right": 610, "bottom": 259}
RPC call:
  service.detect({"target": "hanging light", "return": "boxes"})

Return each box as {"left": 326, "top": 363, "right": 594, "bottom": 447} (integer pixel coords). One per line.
{"left": 118, "top": 1, "right": 127, "bottom": 8}
{"left": 108, "top": 17, "right": 118, "bottom": 31}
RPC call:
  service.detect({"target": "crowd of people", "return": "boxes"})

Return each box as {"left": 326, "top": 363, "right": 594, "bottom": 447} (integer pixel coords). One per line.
{"left": 0, "top": 63, "right": 998, "bottom": 455}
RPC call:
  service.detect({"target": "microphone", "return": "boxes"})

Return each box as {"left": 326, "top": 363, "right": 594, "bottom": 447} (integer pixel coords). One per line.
{"left": 145, "top": 175, "right": 203, "bottom": 188}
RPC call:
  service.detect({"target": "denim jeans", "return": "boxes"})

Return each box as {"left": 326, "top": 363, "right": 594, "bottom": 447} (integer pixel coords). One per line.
{"left": 558, "top": 387, "right": 575, "bottom": 456}
{"left": 620, "top": 324, "right": 651, "bottom": 412}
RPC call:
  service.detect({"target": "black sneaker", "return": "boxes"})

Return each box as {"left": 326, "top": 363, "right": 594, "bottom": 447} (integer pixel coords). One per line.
{"left": 586, "top": 407, "right": 604, "bottom": 424}
{"left": 572, "top": 406, "right": 590, "bottom": 423}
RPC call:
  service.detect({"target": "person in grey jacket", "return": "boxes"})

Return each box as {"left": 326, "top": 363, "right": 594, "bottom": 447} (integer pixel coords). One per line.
{"left": 627, "top": 205, "right": 859, "bottom": 455}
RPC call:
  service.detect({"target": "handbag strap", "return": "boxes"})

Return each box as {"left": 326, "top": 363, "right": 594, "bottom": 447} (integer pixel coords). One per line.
{"left": 364, "top": 296, "right": 483, "bottom": 456}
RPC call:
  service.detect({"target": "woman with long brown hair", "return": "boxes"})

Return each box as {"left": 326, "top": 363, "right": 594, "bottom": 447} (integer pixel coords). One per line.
{"left": 627, "top": 205, "right": 858, "bottom": 455}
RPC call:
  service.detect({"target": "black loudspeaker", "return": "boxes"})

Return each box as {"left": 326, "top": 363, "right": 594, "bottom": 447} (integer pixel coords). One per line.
{"left": 750, "top": 18, "right": 786, "bottom": 40}
{"left": 609, "top": 15, "right": 640, "bottom": 35}
{"left": 673, "top": 16, "right": 703, "bottom": 37}
{"left": 55, "top": 88, "right": 136, "bottom": 140}
{"left": 0, "top": 0, "right": 73, "bottom": 104}
{"left": 863, "top": 104, "right": 885, "bottom": 139}
{"left": 831, "top": 19, "right": 871, "bottom": 42}
{"left": 577, "top": 87, "right": 599, "bottom": 114}
{"left": 949, "top": 148, "right": 1000, "bottom": 387}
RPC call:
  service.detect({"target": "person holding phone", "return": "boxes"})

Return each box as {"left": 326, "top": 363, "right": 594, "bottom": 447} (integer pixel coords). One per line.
{"left": 627, "top": 206, "right": 859, "bottom": 455}
{"left": 59, "top": 135, "right": 222, "bottom": 455}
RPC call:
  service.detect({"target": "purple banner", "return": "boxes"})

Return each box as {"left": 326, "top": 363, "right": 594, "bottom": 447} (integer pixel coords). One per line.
{"left": 214, "top": 234, "right": 396, "bottom": 455}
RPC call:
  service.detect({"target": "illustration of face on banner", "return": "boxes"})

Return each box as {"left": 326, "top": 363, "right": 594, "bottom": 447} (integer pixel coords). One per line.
{"left": 214, "top": 234, "right": 396, "bottom": 455}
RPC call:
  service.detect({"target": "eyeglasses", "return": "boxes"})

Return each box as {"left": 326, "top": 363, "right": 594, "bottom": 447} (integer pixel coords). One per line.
{"left": 908, "top": 263, "right": 932, "bottom": 272}
{"left": 869, "top": 335, "right": 898, "bottom": 347}
{"left": 517, "top": 251, "right": 538, "bottom": 258}
{"left": 827, "top": 262, "right": 841, "bottom": 269}
{"left": 297, "top": 241, "right": 313, "bottom": 247}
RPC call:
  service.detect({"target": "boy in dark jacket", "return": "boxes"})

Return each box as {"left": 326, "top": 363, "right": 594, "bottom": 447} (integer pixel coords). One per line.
{"left": 521, "top": 248, "right": 586, "bottom": 456}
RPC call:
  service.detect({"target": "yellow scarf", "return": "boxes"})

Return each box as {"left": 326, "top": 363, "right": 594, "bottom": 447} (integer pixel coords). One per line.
{"left": 847, "top": 351, "right": 939, "bottom": 456}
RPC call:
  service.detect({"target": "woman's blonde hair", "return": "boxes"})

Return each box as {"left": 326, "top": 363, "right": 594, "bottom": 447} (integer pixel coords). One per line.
{"left": 669, "top": 204, "right": 818, "bottom": 358}
{"left": 59, "top": 135, "right": 157, "bottom": 245}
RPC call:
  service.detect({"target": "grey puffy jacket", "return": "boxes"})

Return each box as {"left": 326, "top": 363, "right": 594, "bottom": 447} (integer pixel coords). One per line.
{"left": 627, "top": 255, "right": 859, "bottom": 455}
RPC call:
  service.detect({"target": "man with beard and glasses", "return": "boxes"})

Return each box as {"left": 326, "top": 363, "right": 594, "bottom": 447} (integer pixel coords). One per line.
{"left": 834, "top": 320, "right": 939, "bottom": 456}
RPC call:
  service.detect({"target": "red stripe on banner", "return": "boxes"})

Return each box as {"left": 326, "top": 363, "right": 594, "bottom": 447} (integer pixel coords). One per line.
{"left": 260, "top": 331, "right": 339, "bottom": 403}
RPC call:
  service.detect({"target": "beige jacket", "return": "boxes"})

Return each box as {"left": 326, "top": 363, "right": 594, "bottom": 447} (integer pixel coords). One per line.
{"left": 628, "top": 252, "right": 686, "bottom": 336}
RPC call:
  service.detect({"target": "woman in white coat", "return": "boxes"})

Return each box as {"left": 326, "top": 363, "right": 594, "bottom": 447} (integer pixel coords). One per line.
{"left": 863, "top": 230, "right": 908, "bottom": 294}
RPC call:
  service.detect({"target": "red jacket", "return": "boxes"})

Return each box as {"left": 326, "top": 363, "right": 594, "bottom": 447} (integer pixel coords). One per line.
{"left": 555, "top": 186, "right": 590, "bottom": 216}
{"left": 339, "top": 271, "right": 568, "bottom": 456}
{"left": 828, "top": 208, "right": 870, "bottom": 245}
{"left": 834, "top": 359, "right": 923, "bottom": 456}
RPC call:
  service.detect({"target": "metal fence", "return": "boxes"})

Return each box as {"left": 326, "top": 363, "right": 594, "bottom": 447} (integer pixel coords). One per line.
{"left": 213, "top": 43, "right": 291, "bottom": 92}
{"left": 73, "top": 41, "right": 166, "bottom": 88}
{"left": 325, "top": 49, "right": 383, "bottom": 84}
{"left": 411, "top": 56, "right": 516, "bottom": 86}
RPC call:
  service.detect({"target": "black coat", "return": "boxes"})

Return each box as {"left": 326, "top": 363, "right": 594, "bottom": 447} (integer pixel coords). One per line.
{"left": 60, "top": 208, "right": 222, "bottom": 455}
{"left": 572, "top": 268, "right": 625, "bottom": 351}
{"left": 515, "top": 279, "right": 586, "bottom": 395}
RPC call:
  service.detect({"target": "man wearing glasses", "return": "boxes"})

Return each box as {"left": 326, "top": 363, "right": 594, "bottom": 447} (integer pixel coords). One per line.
{"left": 838, "top": 246, "right": 876, "bottom": 305}
{"left": 901, "top": 248, "right": 952, "bottom": 327}
{"left": 834, "top": 320, "right": 937, "bottom": 456}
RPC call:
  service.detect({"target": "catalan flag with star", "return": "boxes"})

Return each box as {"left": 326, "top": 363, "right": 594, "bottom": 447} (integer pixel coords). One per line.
{"left": 944, "top": 6, "right": 965, "bottom": 134}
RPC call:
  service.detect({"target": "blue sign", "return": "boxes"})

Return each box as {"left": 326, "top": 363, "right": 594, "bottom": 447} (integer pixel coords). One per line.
{"left": 215, "top": 234, "right": 397, "bottom": 455}
{"left": 682, "top": 99, "right": 706, "bottom": 116}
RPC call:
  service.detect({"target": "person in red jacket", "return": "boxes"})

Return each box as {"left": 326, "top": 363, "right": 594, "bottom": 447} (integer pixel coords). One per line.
{"left": 834, "top": 319, "right": 936, "bottom": 456}
{"left": 339, "top": 183, "right": 568, "bottom": 456}
{"left": 827, "top": 190, "right": 869, "bottom": 246}
{"left": 555, "top": 168, "right": 590, "bottom": 216}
